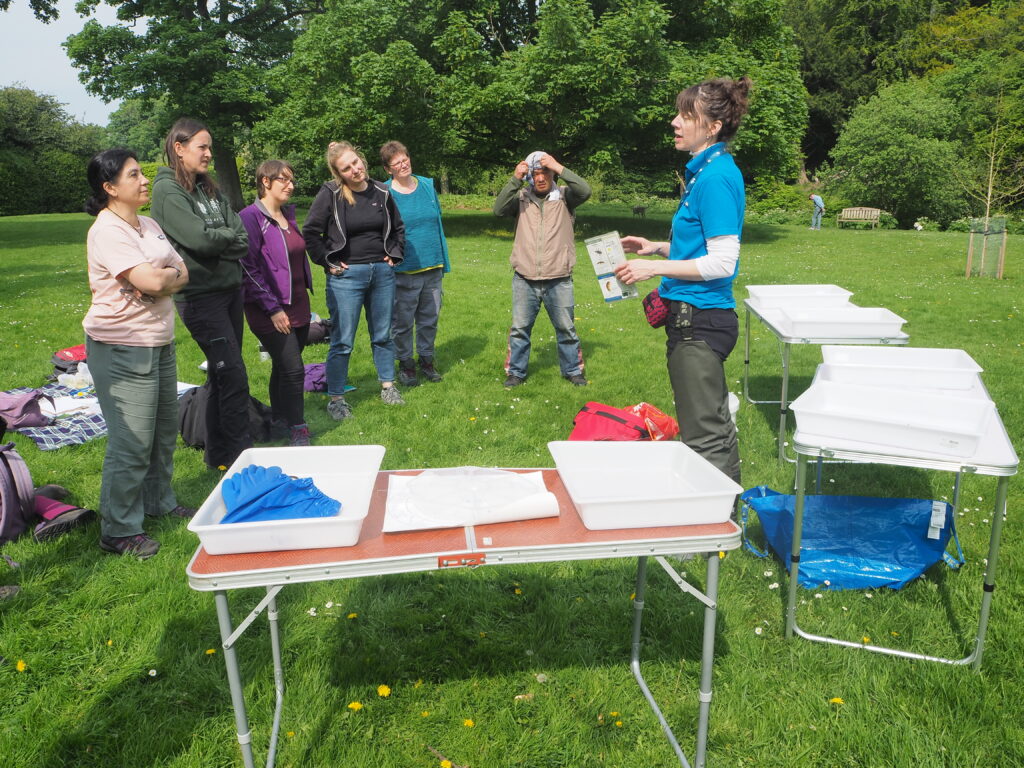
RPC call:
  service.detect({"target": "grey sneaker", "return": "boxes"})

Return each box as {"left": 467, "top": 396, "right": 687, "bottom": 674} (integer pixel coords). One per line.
{"left": 396, "top": 361, "right": 419, "bottom": 388}
{"left": 380, "top": 385, "right": 405, "bottom": 405}
{"left": 327, "top": 397, "right": 353, "bottom": 420}
{"left": 419, "top": 359, "right": 443, "bottom": 383}
{"left": 99, "top": 533, "right": 160, "bottom": 560}
{"left": 504, "top": 374, "right": 525, "bottom": 388}
{"left": 0, "top": 585, "right": 21, "bottom": 601}
{"left": 564, "top": 373, "right": 588, "bottom": 386}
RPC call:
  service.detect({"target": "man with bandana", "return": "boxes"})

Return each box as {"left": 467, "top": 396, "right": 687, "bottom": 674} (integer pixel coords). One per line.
{"left": 493, "top": 151, "right": 592, "bottom": 388}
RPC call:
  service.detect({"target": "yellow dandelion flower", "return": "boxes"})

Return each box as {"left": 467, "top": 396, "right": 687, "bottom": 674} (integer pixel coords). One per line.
{"left": 347, "top": 612, "right": 358, "bottom": 619}
{"left": 829, "top": 697, "right": 844, "bottom": 705}
{"left": 609, "top": 711, "right": 619, "bottom": 717}
{"left": 615, "top": 721, "right": 623, "bottom": 727}
{"left": 205, "top": 648, "right": 217, "bottom": 655}
{"left": 16, "top": 659, "right": 27, "bottom": 672}
{"left": 347, "top": 701, "right": 363, "bottom": 711}
{"left": 218, "top": 465, "right": 227, "bottom": 471}
{"left": 718, "top": 551, "right": 725, "bottom": 559}
{"left": 469, "top": 417, "right": 476, "bottom": 421}
{"left": 106, "top": 639, "right": 113, "bottom": 647}
{"left": 441, "top": 761, "right": 452, "bottom": 768}
{"left": 514, "top": 588, "right": 522, "bottom": 595}
{"left": 420, "top": 711, "right": 430, "bottom": 717}
{"left": 862, "top": 636, "right": 871, "bottom": 644}
{"left": 891, "top": 631, "right": 900, "bottom": 637}
{"left": 377, "top": 684, "right": 391, "bottom": 698}
{"left": 463, "top": 718, "right": 475, "bottom": 727}
{"left": 479, "top": 631, "right": 487, "bottom": 638}
{"left": 414, "top": 679, "right": 423, "bottom": 688}
{"left": 286, "top": 731, "right": 295, "bottom": 739}
{"left": 630, "top": 593, "right": 635, "bottom": 600}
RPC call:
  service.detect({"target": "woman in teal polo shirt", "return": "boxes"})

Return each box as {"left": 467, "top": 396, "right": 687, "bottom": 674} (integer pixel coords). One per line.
{"left": 615, "top": 76, "right": 752, "bottom": 484}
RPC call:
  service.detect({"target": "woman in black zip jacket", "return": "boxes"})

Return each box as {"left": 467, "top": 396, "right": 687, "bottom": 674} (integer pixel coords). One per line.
{"left": 303, "top": 141, "right": 405, "bottom": 420}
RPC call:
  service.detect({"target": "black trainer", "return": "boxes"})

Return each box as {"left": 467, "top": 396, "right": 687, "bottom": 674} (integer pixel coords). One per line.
{"left": 419, "top": 359, "right": 443, "bottom": 383}
{"left": 397, "top": 360, "right": 420, "bottom": 387}
{"left": 564, "top": 373, "right": 588, "bottom": 386}
{"left": 504, "top": 374, "right": 525, "bottom": 388}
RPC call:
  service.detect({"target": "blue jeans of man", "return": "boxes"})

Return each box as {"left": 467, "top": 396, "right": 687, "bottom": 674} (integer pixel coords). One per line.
{"left": 325, "top": 262, "right": 396, "bottom": 395}
{"left": 811, "top": 208, "right": 823, "bottom": 229}
{"left": 505, "top": 273, "right": 584, "bottom": 379}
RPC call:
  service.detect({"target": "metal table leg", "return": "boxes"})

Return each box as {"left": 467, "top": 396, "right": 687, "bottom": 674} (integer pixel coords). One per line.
{"left": 215, "top": 590, "right": 257, "bottom": 768}
{"left": 631, "top": 555, "right": 722, "bottom": 768}
{"left": 785, "top": 454, "right": 808, "bottom": 639}
{"left": 786, "top": 459, "right": 1009, "bottom": 669}
{"left": 215, "top": 586, "right": 286, "bottom": 768}
{"left": 777, "top": 342, "right": 792, "bottom": 463}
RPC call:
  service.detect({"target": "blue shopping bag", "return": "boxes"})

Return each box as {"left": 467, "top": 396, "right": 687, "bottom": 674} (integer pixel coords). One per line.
{"left": 739, "top": 486, "right": 963, "bottom": 590}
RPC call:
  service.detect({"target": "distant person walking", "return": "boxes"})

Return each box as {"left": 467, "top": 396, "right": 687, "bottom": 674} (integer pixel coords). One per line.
{"left": 151, "top": 118, "right": 252, "bottom": 470}
{"left": 809, "top": 193, "right": 824, "bottom": 230}
{"left": 239, "top": 160, "right": 314, "bottom": 447}
{"left": 83, "top": 148, "right": 193, "bottom": 559}
{"left": 380, "top": 141, "right": 450, "bottom": 388}
{"left": 493, "top": 151, "right": 591, "bottom": 388}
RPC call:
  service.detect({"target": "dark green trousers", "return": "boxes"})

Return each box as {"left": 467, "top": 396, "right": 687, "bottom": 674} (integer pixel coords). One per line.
{"left": 667, "top": 339, "right": 741, "bottom": 484}
{"left": 87, "top": 338, "right": 179, "bottom": 537}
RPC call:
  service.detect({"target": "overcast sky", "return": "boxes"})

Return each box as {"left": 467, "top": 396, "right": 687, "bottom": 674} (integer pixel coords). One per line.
{"left": 0, "top": 0, "right": 123, "bottom": 126}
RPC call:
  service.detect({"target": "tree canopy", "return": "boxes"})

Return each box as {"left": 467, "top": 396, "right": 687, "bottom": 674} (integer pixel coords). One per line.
{"left": 64, "top": 0, "right": 327, "bottom": 209}
{"left": 253, "top": 0, "right": 807, "bottom": 196}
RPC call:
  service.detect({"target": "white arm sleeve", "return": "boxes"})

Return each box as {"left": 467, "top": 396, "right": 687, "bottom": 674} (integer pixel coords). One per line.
{"left": 694, "top": 235, "right": 740, "bottom": 280}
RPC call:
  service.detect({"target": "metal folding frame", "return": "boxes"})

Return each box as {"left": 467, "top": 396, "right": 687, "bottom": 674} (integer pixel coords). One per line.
{"left": 741, "top": 298, "right": 909, "bottom": 463}
{"left": 188, "top": 470, "right": 741, "bottom": 768}
{"left": 784, "top": 429, "right": 1016, "bottom": 668}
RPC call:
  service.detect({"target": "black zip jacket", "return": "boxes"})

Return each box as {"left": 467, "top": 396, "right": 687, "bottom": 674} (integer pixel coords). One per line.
{"left": 303, "top": 180, "right": 405, "bottom": 271}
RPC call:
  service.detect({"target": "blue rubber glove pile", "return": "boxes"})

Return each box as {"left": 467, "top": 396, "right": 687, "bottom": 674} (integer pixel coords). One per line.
{"left": 221, "top": 465, "right": 341, "bottom": 524}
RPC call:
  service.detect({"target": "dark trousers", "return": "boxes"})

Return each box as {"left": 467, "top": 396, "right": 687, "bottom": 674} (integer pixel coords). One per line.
{"left": 254, "top": 324, "right": 309, "bottom": 427}
{"left": 177, "top": 289, "right": 253, "bottom": 468}
{"left": 665, "top": 302, "right": 741, "bottom": 484}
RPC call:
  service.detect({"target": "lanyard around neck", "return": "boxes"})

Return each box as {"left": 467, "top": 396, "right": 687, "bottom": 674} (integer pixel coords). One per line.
{"left": 682, "top": 147, "right": 725, "bottom": 206}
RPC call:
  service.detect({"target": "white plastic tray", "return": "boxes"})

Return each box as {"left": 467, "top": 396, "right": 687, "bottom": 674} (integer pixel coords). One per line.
{"left": 779, "top": 307, "right": 905, "bottom": 337}
{"left": 746, "top": 284, "right": 853, "bottom": 309}
{"left": 790, "top": 381, "right": 995, "bottom": 457}
{"left": 820, "top": 346, "right": 982, "bottom": 390}
{"left": 814, "top": 364, "right": 989, "bottom": 400}
{"left": 547, "top": 441, "right": 742, "bottom": 530}
{"left": 188, "top": 445, "right": 385, "bottom": 554}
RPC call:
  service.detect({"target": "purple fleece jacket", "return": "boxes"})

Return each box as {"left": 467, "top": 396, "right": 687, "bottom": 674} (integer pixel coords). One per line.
{"left": 238, "top": 200, "right": 313, "bottom": 316}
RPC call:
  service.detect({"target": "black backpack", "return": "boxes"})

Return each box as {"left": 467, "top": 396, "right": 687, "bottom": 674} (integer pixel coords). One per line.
{"left": 178, "top": 383, "right": 274, "bottom": 449}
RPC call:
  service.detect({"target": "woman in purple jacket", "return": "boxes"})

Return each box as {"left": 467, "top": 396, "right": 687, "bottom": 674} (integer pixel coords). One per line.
{"left": 239, "top": 160, "right": 314, "bottom": 446}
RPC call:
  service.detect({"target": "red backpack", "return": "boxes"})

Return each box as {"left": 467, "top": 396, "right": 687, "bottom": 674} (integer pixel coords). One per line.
{"left": 568, "top": 401, "right": 679, "bottom": 442}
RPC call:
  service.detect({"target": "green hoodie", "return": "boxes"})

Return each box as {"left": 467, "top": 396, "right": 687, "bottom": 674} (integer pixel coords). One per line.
{"left": 150, "top": 166, "right": 248, "bottom": 301}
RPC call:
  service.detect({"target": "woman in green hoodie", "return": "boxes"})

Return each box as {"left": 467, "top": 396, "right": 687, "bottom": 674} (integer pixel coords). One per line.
{"left": 151, "top": 118, "right": 252, "bottom": 470}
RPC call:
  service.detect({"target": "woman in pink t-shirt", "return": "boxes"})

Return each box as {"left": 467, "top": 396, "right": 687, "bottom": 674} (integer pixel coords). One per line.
{"left": 83, "top": 148, "right": 191, "bottom": 560}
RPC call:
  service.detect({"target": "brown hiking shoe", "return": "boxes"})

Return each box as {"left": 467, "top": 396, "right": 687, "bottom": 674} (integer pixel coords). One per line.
{"left": 99, "top": 533, "right": 160, "bottom": 560}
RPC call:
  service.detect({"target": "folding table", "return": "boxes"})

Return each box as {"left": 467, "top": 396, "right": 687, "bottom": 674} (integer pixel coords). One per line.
{"left": 785, "top": 412, "right": 1017, "bottom": 667}
{"left": 742, "top": 297, "right": 909, "bottom": 462}
{"left": 187, "top": 469, "right": 741, "bottom": 768}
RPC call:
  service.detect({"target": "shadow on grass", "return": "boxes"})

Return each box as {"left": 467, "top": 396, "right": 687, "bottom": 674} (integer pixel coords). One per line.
{"left": 319, "top": 559, "right": 732, "bottom": 689}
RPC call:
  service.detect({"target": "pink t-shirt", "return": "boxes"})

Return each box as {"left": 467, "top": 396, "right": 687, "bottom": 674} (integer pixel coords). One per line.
{"left": 82, "top": 209, "right": 185, "bottom": 346}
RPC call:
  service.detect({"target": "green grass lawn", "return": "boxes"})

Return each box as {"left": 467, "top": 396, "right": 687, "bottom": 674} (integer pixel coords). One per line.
{"left": 1, "top": 204, "right": 1022, "bottom": 767}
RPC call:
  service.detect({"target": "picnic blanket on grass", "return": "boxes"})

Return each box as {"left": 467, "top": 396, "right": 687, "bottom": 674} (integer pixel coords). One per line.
{"left": 6, "top": 384, "right": 107, "bottom": 450}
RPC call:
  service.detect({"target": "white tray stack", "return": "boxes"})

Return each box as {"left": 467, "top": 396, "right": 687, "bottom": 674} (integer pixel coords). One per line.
{"left": 746, "top": 284, "right": 908, "bottom": 339}
{"left": 792, "top": 347, "right": 997, "bottom": 459}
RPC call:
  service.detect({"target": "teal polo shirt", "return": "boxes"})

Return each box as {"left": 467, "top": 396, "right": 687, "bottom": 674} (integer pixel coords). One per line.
{"left": 660, "top": 143, "right": 745, "bottom": 309}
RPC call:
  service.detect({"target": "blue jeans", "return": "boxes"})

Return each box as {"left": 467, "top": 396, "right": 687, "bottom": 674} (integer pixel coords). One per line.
{"left": 811, "top": 209, "right": 823, "bottom": 229}
{"left": 505, "top": 273, "right": 584, "bottom": 379}
{"left": 325, "top": 262, "right": 396, "bottom": 395}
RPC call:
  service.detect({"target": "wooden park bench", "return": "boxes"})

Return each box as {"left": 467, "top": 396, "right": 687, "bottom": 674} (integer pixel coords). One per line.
{"left": 836, "top": 207, "right": 882, "bottom": 228}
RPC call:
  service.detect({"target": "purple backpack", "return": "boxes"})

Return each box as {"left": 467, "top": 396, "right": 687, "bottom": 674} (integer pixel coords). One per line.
{"left": 1, "top": 437, "right": 36, "bottom": 545}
